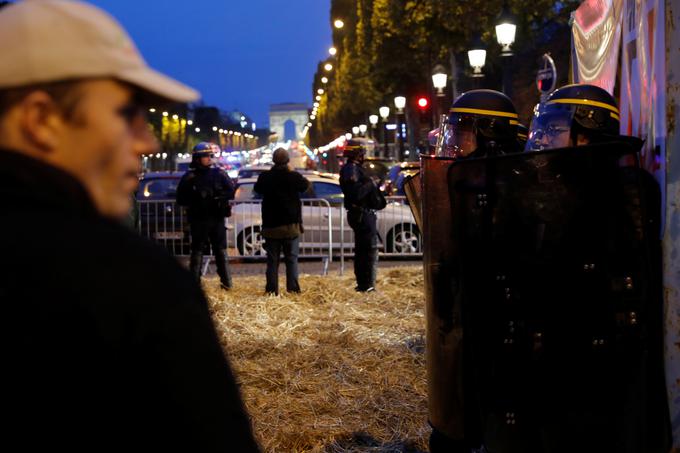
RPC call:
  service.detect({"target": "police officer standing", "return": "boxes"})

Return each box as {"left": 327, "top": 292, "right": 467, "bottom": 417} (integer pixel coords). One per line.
{"left": 177, "top": 142, "right": 235, "bottom": 290}
{"left": 339, "top": 139, "right": 385, "bottom": 292}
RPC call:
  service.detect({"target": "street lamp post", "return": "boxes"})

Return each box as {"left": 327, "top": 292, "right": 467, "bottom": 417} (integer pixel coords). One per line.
{"left": 432, "top": 64, "right": 448, "bottom": 122}
{"left": 369, "top": 114, "right": 378, "bottom": 140}
{"left": 467, "top": 35, "right": 487, "bottom": 88}
{"left": 394, "top": 96, "right": 406, "bottom": 161}
{"left": 359, "top": 124, "right": 367, "bottom": 137}
{"left": 495, "top": 1, "right": 517, "bottom": 98}
{"left": 379, "top": 106, "right": 390, "bottom": 158}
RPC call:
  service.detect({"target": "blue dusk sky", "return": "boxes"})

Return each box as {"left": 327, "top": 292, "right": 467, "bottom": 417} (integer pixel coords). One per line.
{"left": 88, "top": 0, "right": 332, "bottom": 128}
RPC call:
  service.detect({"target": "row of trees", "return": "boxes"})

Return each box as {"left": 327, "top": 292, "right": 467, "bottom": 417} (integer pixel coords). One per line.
{"left": 310, "top": 0, "right": 579, "bottom": 147}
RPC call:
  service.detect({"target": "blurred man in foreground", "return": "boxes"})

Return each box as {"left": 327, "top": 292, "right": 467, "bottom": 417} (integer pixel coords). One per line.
{"left": 0, "top": 1, "right": 259, "bottom": 451}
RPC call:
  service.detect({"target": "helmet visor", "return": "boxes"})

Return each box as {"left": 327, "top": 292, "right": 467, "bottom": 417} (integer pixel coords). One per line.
{"left": 434, "top": 114, "right": 477, "bottom": 158}
{"left": 525, "top": 103, "right": 575, "bottom": 151}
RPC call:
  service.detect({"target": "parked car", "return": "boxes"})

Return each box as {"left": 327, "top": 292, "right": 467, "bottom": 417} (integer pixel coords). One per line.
{"left": 236, "top": 165, "right": 272, "bottom": 180}
{"left": 385, "top": 161, "right": 421, "bottom": 196}
{"left": 231, "top": 175, "right": 420, "bottom": 256}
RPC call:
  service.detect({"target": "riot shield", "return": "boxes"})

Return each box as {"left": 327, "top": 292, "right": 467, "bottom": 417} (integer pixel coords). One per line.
{"left": 437, "top": 141, "right": 667, "bottom": 452}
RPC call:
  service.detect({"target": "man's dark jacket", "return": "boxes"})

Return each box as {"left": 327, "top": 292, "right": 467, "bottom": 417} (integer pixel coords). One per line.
{"left": 0, "top": 150, "right": 260, "bottom": 452}
{"left": 253, "top": 164, "right": 309, "bottom": 228}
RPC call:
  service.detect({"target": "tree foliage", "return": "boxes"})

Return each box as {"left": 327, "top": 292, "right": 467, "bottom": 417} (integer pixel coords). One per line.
{"left": 312, "top": 0, "right": 580, "bottom": 145}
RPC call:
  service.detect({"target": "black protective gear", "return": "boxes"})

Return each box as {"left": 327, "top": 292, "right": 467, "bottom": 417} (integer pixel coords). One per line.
{"left": 437, "top": 89, "right": 520, "bottom": 158}
{"left": 176, "top": 165, "right": 235, "bottom": 222}
{"left": 425, "top": 141, "right": 669, "bottom": 452}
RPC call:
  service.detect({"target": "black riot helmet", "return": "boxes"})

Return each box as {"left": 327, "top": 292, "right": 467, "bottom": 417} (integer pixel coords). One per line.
{"left": 190, "top": 142, "right": 218, "bottom": 169}
{"left": 436, "top": 89, "right": 520, "bottom": 158}
{"left": 526, "top": 84, "right": 620, "bottom": 151}
{"left": 341, "top": 138, "right": 368, "bottom": 162}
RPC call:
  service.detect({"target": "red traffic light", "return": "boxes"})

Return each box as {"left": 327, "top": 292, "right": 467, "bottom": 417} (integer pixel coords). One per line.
{"left": 417, "top": 97, "right": 429, "bottom": 109}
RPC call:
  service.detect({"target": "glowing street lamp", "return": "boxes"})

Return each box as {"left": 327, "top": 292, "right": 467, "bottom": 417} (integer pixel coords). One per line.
{"left": 317, "top": 88, "right": 324, "bottom": 94}
{"left": 379, "top": 106, "right": 390, "bottom": 120}
{"left": 324, "top": 63, "right": 333, "bottom": 71}
{"left": 394, "top": 96, "right": 406, "bottom": 113}
{"left": 495, "top": 2, "right": 517, "bottom": 55}
{"left": 369, "top": 114, "right": 379, "bottom": 126}
{"left": 431, "top": 64, "right": 448, "bottom": 97}
{"left": 359, "top": 124, "right": 367, "bottom": 135}
{"left": 496, "top": 1, "right": 517, "bottom": 97}
{"left": 329, "top": 46, "right": 337, "bottom": 56}
{"left": 467, "top": 35, "right": 487, "bottom": 77}
{"left": 334, "top": 19, "right": 344, "bottom": 29}
{"left": 352, "top": 126, "right": 360, "bottom": 135}
{"left": 321, "top": 77, "right": 328, "bottom": 84}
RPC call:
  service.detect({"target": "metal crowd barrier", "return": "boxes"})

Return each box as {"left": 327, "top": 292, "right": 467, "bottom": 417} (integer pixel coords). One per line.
{"left": 136, "top": 198, "right": 334, "bottom": 268}
{"left": 136, "top": 196, "right": 422, "bottom": 271}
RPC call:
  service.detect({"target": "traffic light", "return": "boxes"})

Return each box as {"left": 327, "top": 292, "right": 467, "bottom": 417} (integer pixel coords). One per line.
{"left": 417, "top": 96, "right": 432, "bottom": 127}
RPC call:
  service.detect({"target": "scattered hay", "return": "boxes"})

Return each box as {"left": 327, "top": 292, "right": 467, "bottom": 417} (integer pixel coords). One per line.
{"left": 203, "top": 266, "right": 429, "bottom": 452}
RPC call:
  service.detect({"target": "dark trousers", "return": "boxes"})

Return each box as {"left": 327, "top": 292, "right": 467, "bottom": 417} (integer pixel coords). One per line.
{"left": 189, "top": 218, "right": 231, "bottom": 287}
{"left": 264, "top": 236, "right": 300, "bottom": 294}
{"left": 347, "top": 208, "right": 378, "bottom": 290}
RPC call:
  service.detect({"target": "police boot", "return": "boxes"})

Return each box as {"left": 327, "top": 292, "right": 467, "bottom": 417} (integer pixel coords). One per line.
{"left": 189, "top": 251, "right": 203, "bottom": 283}
{"left": 214, "top": 249, "right": 232, "bottom": 290}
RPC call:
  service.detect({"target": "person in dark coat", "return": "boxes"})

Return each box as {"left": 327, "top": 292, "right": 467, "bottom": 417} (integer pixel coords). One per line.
{"left": 176, "top": 142, "right": 235, "bottom": 290}
{"left": 0, "top": 1, "right": 259, "bottom": 451}
{"left": 339, "top": 140, "right": 384, "bottom": 292}
{"left": 254, "top": 148, "right": 310, "bottom": 295}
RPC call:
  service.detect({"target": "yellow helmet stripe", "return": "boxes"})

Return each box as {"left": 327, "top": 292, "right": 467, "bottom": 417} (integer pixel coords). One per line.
{"left": 547, "top": 98, "right": 620, "bottom": 115}
{"left": 610, "top": 112, "right": 620, "bottom": 121}
{"left": 509, "top": 119, "right": 519, "bottom": 125}
{"left": 450, "top": 107, "right": 519, "bottom": 119}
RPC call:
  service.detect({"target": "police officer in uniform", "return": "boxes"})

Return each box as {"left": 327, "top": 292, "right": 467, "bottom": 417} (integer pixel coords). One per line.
{"left": 177, "top": 142, "right": 235, "bottom": 290}
{"left": 339, "top": 139, "right": 384, "bottom": 292}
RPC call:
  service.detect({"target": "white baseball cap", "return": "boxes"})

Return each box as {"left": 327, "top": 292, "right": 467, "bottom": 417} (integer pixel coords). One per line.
{"left": 0, "top": 0, "right": 199, "bottom": 103}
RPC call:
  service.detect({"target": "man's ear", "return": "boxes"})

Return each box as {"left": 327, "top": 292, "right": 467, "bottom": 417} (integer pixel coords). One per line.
{"left": 18, "top": 91, "right": 63, "bottom": 152}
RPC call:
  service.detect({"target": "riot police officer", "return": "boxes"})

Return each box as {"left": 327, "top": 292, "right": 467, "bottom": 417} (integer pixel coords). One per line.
{"left": 420, "top": 84, "right": 670, "bottom": 452}
{"left": 177, "top": 142, "right": 235, "bottom": 290}
{"left": 436, "top": 89, "right": 521, "bottom": 158}
{"left": 339, "top": 139, "right": 385, "bottom": 292}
